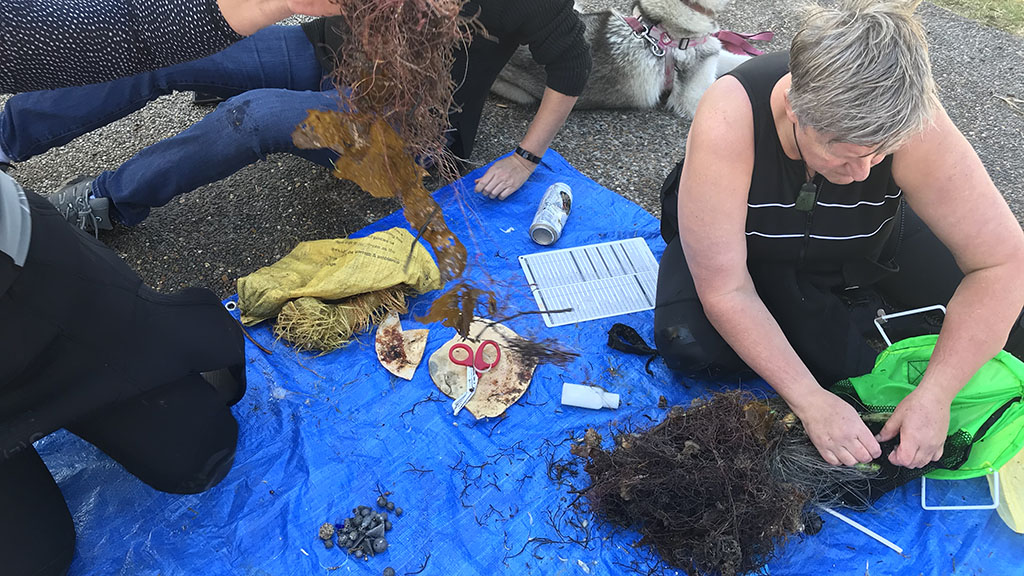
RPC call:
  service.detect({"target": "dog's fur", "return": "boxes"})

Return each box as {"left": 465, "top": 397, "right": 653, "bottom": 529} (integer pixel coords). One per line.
{"left": 491, "top": 0, "right": 749, "bottom": 118}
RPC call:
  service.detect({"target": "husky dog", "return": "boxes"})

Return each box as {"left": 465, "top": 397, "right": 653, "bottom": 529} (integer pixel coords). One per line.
{"left": 492, "top": 0, "right": 752, "bottom": 118}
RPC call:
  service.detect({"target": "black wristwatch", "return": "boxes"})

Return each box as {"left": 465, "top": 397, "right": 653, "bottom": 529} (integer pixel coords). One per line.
{"left": 514, "top": 145, "right": 542, "bottom": 164}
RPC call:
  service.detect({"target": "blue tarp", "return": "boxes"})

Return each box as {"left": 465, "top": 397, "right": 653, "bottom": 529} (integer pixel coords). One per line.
{"left": 37, "top": 151, "right": 1021, "bottom": 575}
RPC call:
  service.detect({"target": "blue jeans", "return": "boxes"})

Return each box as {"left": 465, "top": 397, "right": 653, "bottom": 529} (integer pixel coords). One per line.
{"left": 0, "top": 26, "right": 342, "bottom": 225}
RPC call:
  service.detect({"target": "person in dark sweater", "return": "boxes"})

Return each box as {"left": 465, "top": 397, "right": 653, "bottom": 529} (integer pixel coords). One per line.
{"left": 654, "top": 0, "right": 1024, "bottom": 469}
{"left": 0, "top": 0, "right": 592, "bottom": 231}
{"left": 1, "top": 0, "right": 347, "bottom": 94}
{"left": 1, "top": 1, "right": 345, "bottom": 575}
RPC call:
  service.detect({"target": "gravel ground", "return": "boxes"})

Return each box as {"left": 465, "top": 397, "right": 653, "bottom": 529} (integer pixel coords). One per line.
{"left": 3, "top": 1, "right": 1022, "bottom": 298}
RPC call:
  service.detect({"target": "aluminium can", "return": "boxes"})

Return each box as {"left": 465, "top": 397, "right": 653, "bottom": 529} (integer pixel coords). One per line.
{"left": 529, "top": 183, "right": 573, "bottom": 246}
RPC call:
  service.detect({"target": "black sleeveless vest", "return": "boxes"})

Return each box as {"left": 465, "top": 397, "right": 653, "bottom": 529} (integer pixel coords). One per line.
{"left": 726, "top": 52, "right": 902, "bottom": 268}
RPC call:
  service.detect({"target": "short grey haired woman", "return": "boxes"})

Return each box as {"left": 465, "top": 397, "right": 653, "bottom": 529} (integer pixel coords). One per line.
{"left": 654, "top": 0, "right": 1024, "bottom": 470}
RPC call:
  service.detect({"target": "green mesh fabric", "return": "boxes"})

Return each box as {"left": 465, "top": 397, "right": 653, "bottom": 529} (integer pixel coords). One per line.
{"left": 829, "top": 380, "right": 975, "bottom": 504}
{"left": 828, "top": 335, "right": 1024, "bottom": 482}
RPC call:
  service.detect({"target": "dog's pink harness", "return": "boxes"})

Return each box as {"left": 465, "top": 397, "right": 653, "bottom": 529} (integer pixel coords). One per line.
{"left": 623, "top": 15, "right": 712, "bottom": 56}
{"left": 622, "top": 13, "right": 773, "bottom": 93}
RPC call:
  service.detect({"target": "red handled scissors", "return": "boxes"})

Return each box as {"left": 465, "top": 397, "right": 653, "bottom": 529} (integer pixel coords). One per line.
{"left": 448, "top": 339, "right": 501, "bottom": 415}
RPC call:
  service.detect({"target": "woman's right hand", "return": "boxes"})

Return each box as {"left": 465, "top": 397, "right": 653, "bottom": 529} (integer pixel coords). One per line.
{"left": 287, "top": 0, "right": 344, "bottom": 16}
{"left": 795, "top": 388, "right": 882, "bottom": 466}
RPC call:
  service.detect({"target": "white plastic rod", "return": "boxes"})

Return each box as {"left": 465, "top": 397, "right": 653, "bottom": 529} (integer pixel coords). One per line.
{"left": 561, "top": 383, "right": 620, "bottom": 410}
{"left": 873, "top": 304, "right": 946, "bottom": 346}
{"left": 820, "top": 506, "right": 904, "bottom": 555}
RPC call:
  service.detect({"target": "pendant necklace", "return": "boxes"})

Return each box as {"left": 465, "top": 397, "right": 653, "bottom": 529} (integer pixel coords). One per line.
{"left": 792, "top": 123, "right": 818, "bottom": 212}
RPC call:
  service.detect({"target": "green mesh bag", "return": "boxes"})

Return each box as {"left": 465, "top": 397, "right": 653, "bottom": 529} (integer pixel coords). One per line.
{"left": 830, "top": 334, "right": 1024, "bottom": 481}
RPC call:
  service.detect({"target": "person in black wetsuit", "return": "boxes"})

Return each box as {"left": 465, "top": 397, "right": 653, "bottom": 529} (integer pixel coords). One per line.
{"left": 654, "top": 0, "right": 1024, "bottom": 470}
{"left": 0, "top": 1, "right": 343, "bottom": 575}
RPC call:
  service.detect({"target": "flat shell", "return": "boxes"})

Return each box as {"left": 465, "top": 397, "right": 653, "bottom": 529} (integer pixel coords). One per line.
{"left": 427, "top": 318, "right": 537, "bottom": 419}
{"left": 375, "top": 312, "right": 429, "bottom": 380}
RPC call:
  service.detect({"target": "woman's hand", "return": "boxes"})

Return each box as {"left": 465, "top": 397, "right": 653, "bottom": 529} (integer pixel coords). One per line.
{"left": 876, "top": 386, "right": 951, "bottom": 468}
{"left": 473, "top": 154, "right": 536, "bottom": 200}
{"left": 286, "top": 0, "right": 344, "bottom": 17}
{"left": 797, "top": 388, "right": 882, "bottom": 466}
{"left": 220, "top": 0, "right": 343, "bottom": 36}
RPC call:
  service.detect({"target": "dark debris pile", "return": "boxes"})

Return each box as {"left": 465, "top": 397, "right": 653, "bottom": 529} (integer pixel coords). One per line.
{"left": 569, "top": 391, "right": 816, "bottom": 576}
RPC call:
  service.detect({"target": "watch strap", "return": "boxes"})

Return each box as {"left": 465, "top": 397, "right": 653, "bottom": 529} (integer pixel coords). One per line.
{"left": 514, "top": 145, "right": 542, "bottom": 164}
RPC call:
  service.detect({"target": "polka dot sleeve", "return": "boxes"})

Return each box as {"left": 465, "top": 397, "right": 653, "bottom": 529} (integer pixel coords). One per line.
{"left": 1, "top": 0, "right": 245, "bottom": 94}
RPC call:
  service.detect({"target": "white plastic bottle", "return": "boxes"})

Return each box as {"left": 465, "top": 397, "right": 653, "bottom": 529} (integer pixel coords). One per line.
{"left": 560, "top": 382, "right": 620, "bottom": 410}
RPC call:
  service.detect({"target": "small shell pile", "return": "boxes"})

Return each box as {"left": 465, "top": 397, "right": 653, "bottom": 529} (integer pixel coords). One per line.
{"left": 318, "top": 493, "right": 405, "bottom": 572}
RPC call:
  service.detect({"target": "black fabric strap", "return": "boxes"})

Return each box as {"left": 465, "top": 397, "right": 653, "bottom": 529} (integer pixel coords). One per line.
{"left": 514, "top": 145, "right": 542, "bottom": 164}
{"left": 607, "top": 323, "right": 660, "bottom": 375}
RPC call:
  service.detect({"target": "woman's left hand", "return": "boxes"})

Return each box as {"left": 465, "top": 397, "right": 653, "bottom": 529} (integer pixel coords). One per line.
{"left": 474, "top": 154, "right": 536, "bottom": 200}
{"left": 876, "top": 386, "right": 952, "bottom": 468}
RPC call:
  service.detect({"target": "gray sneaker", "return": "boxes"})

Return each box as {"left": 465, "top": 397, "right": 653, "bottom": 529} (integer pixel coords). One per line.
{"left": 48, "top": 176, "right": 113, "bottom": 236}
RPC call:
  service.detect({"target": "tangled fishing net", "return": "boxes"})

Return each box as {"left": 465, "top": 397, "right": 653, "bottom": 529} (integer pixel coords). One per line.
{"left": 570, "top": 391, "right": 880, "bottom": 576}
{"left": 292, "top": 0, "right": 474, "bottom": 283}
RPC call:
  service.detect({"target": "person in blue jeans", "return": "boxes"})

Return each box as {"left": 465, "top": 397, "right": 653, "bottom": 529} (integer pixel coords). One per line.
{"left": 2, "top": 1, "right": 348, "bottom": 574}
{"left": 0, "top": 2, "right": 592, "bottom": 233}
{"left": 1, "top": 25, "right": 337, "bottom": 230}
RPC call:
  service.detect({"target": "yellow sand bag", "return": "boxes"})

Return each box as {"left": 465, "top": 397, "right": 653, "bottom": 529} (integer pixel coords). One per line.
{"left": 989, "top": 449, "right": 1024, "bottom": 533}
{"left": 237, "top": 228, "right": 441, "bottom": 326}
